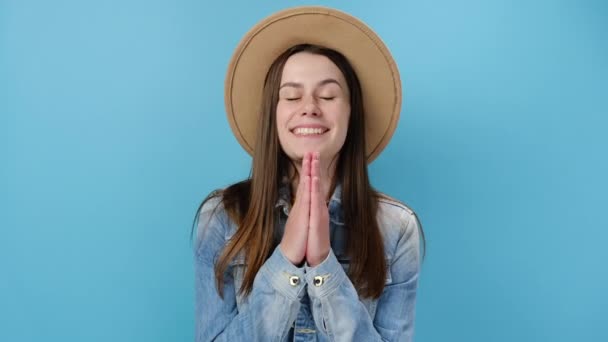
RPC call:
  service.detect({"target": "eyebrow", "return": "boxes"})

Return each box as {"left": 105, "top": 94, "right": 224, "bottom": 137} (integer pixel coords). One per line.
{"left": 279, "top": 78, "right": 343, "bottom": 90}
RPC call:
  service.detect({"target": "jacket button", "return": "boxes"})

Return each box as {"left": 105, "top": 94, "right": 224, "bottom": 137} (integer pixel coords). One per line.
{"left": 313, "top": 276, "right": 324, "bottom": 287}
{"left": 289, "top": 275, "right": 300, "bottom": 286}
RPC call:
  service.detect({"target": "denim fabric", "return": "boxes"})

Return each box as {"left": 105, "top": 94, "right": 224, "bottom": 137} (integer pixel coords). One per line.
{"left": 193, "top": 183, "right": 421, "bottom": 341}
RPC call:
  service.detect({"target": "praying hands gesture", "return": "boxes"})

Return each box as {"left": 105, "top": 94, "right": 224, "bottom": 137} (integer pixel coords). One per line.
{"left": 279, "top": 152, "right": 331, "bottom": 267}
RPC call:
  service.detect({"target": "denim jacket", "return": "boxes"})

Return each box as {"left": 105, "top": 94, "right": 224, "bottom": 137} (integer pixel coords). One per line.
{"left": 193, "top": 183, "right": 421, "bottom": 341}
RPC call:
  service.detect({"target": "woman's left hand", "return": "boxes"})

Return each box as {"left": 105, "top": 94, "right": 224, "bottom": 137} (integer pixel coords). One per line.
{"left": 305, "top": 152, "right": 331, "bottom": 267}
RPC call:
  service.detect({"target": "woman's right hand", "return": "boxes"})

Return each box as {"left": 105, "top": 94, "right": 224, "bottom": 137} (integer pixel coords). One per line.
{"left": 279, "top": 152, "right": 312, "bottom": 266}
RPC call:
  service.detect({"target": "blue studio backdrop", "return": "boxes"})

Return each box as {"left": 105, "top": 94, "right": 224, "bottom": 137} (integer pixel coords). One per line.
{"left": 1, "top": 0, "right": 606, "bottom": 341}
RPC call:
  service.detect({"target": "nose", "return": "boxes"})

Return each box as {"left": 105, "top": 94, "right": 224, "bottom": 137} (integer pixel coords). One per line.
{"left": 300, "top": 96, "right": 321, "bottom": 116}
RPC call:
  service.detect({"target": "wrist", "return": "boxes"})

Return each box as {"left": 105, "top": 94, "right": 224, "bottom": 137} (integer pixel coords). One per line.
{"left": 306, "top": 250, "right": 330, "bottom": 267}
{"left": 279, "top": 243, "right": 305, "bottom": 266}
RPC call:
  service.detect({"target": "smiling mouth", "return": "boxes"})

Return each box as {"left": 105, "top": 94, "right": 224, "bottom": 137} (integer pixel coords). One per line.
{"left": 291, "top": 127, "right": 329, "bottom": 136}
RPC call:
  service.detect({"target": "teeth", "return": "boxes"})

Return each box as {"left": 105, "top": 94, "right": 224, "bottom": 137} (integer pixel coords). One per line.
{"left": 293, "top": 127, "right": 326, "bottom": 135}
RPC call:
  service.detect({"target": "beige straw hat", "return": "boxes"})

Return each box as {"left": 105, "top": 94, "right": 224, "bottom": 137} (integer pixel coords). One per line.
{"left": 225, "top": 6, "right": 402, "bottom": 163}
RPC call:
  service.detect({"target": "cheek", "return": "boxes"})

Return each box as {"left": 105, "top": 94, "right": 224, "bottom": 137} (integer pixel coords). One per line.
{"left": 275, "top": 105, "right": 289, "bottom": 132}
{"left": 275, "top": 105, "right": 292, "bottom": 146}
{"left": 335, "top": 104, "right": 351, "bottom": 137}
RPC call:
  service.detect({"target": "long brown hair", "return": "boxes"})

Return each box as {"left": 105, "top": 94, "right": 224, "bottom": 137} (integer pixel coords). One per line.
{"left": 193, "top": 44, "right": 425, "bottom": 299}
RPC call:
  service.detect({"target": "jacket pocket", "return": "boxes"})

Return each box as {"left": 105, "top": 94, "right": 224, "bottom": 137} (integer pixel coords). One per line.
{"left": 334, "top": 255, "right": 392, "bottom": 319}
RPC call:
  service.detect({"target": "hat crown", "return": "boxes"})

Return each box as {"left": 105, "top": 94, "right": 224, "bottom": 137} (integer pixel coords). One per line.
{"left": 225, "top": 6, "right": 402, "bottom": 164}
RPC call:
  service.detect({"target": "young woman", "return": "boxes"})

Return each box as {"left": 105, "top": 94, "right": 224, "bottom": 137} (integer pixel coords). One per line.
{"left": 193, "top": 7, "right": 425, "bottom": 342}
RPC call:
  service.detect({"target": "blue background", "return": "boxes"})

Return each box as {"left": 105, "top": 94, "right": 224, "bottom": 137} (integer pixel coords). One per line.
{"left": 1, "top": 0, "right": 606, "bottom": 341}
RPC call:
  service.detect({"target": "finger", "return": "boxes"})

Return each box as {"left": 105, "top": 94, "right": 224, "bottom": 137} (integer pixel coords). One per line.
{"left": 302, "top": 175, "right": 311, "bottom": 219}
{"left": 304, "top": 151, "right": 312, "bottom": 177}
{"left": 300, "top": 153, "right": 310, "bottom": 187}
{"left": 311, "top": 155, "right": 318, "bottom": 179}
{"left": 310, "top": 175, "right": 320, "bottom": 228}
{"left": 312, "top": 152, "right": 323, "bottom": 200}
{"left": 294, "top": 153, "right": 310, "bottom": 206}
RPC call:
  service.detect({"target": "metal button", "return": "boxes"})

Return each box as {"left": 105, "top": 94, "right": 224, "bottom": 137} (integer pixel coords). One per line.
{"left": 289, "top": 275, "right": 300, "bottom": 286}
{"left": 313, "top": 276, "right": 324, "bottom": 287}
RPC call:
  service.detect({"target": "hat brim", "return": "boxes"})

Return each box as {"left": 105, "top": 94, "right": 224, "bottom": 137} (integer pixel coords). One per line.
{"left": 225, "top": 6, "right": 402, "bottom": 164}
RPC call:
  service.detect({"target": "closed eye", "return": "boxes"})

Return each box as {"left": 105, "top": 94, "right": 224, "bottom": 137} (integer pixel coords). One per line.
{"left": 320, "top": 97, "right": 335, "bottom": 101}
{"left": 285, "top": 97, "right": 301, "bottom": 101}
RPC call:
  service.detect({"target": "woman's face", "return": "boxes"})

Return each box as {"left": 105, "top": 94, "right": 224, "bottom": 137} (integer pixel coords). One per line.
{"left": 276, "top": 52, "right": 350, "bottom": 162}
